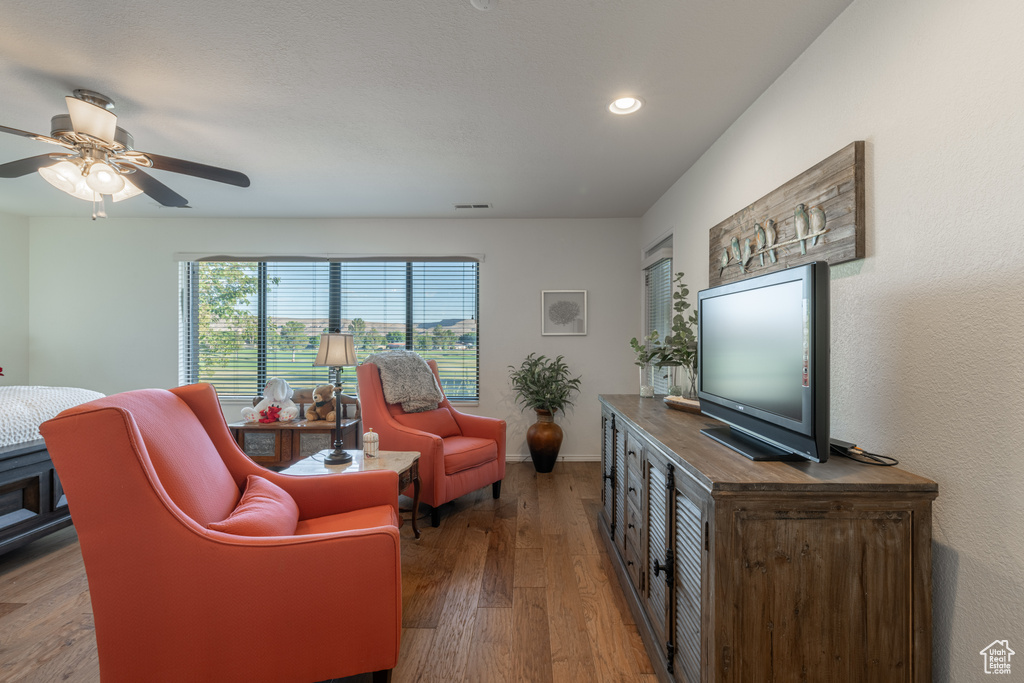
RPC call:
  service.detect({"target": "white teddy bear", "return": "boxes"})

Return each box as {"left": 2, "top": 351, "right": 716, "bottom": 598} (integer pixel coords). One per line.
{"left": 241, "top": 377, "right": 299, "bottom": 423}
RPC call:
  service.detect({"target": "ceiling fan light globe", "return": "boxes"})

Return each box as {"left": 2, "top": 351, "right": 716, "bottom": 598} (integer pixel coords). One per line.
{"left": 38, "top": 161, "right": 81, "bottom": 194}
{"left": 110, "top": 177, "right": 144, "bottom": 203}
{"left": 85, "top": 162, "right": 126, "bottom": 194}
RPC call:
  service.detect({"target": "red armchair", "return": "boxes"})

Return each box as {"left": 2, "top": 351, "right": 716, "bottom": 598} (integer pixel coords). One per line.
{"left": 39, "top": 383, "right": 401, "bottom": 683}
{"left": 357, "top": 359, "right": 506, "bottom": 527}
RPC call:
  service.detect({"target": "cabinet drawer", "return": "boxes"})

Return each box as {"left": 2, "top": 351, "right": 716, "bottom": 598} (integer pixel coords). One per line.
{"left": 625, "top": 499, "right": 643, "bottom": 551}
{"left": 626, "top": 466, "right": 643, "bottom": 510}
{"left": 625, "top": 432, "right": 644, "bottom": 472}
{"left": 625, "top": 537, "right": 643, "bottom": 591}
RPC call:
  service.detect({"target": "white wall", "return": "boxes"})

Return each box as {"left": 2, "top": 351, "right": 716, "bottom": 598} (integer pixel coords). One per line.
{"left": 642, "top": 0, "right": 1024, "bottom": 679}
{"left": 0, "top": 212, "right": 29, "bottom": 385}
{"left": 26, "top": 217, "right": 640, "bottom": 460}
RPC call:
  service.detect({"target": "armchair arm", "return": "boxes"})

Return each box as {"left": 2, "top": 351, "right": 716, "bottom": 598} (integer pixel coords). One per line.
{"left": 262, "top": 468, "right": 399, "bottom": 520}
{"left": 450, "top": 409, "right": 506, "bottom": 443}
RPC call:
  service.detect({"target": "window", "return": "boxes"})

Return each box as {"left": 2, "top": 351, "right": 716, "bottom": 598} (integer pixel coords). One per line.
{"left": 179, "top": 259, "right": 479, "bottom": 400}
{"left": 643, "top": 237, "right": 673, "bottom": 394}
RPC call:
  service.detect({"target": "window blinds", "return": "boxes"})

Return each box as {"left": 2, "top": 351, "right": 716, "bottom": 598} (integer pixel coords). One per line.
{"left": 645, "top": 256, "right": 673, "bottom": 394}
{"left": 179, "top": 260, "right": 479, "bottom": 399}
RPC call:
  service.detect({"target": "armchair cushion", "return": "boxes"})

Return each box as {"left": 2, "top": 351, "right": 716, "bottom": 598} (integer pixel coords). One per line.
{"left": 443, "top": 436, "right": 499, "bottom": 475}
{"left": 208, "top": 475, "right": 300, "bottom": 537}
{"left": 295, "top": 505, "right": 399, "bottom": 536}
{"left": 394, "top": 407, "right": 461, "bottom": 438}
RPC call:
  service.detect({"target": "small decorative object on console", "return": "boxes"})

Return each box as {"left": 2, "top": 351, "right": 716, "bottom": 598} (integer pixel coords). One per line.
{"left": 259, "top": 405, "right": 282, "bottom": 423}
{"left": 305, "top": 384, "right": 337, "bottom": 421}
{"left": 363, "top": 428, "right": 379, "bottom": 457}
{"left": 241, "top": 377, "right": 299, "bottom": 423}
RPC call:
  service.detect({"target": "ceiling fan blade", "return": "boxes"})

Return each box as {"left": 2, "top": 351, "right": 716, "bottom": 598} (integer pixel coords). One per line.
{"left": 0, "top": 154, "right": 59, "bottom": 178}
{"left": 142, "top": 153, "right": 251, "bottom": 188}
{"left": 0, "top": 124, "right": 68, "bottom": 147}
{"left": 126, "top": 168, "right": 190, "bottom": 207}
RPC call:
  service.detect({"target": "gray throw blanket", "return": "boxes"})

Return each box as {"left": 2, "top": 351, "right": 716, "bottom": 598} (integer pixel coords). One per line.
{"left": 363, "top": 351, "right": 444, "bottom": 413}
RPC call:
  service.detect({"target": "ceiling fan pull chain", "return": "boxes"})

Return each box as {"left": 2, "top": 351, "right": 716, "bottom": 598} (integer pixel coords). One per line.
{"left": 92, "top": 194, "right": 107, "bottom": 220}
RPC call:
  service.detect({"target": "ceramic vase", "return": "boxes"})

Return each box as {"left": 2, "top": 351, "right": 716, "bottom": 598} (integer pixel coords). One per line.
{"left": 526, "top": 409, "right": 563, "bottom": 473}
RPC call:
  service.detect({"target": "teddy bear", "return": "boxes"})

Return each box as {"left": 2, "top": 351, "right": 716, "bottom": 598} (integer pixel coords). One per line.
{"left": 241, "top": 377, "right": 299, "bottom": 423}
{"left": 305, "top": 384, "right": 337, "bottom": 422}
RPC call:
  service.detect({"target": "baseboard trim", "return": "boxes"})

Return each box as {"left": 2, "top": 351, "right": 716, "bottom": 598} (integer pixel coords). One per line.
{"left": 508, "top": 453, "right": 600, "bottom": 463}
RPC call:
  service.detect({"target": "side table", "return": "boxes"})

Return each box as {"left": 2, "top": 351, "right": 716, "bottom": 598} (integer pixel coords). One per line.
{"left": 277, "top": 450, "right": 421, "bottom": 539}
{"left": 228, "top": 418, "right": 361, "bottom": 466}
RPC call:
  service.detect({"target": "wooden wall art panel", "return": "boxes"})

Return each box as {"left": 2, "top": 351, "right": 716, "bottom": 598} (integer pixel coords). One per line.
{"left": 708, "top": 141, "right": 864, "bottom": 287}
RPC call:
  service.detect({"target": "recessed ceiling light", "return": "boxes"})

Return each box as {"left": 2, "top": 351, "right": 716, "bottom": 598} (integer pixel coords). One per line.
{"left": 608, "top": 97, "right": 643, "bottom": 115}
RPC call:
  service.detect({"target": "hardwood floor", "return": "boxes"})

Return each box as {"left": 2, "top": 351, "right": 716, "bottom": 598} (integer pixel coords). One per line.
{"left": 0, "top": 462, "right": 656, "bottom": 682}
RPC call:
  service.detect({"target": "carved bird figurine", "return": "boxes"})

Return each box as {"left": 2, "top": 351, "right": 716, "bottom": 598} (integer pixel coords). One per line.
{"left": 742, "top": 238, "right": 752, "bottom": 269}
{"left": 764, "top": 219, "right": 778, "bottom": 263}
{"left": 731, "top": 237, "right": 745, "bottom": 273}
{"left": 754, "top": 223, "right": 767, "bottom": 267}
{"left": 720, "top": 248, "right": 729, "bottom": 277}
{"left": 794, "top": 203, "right": 809, "bottom": 255}
{"left": 809, "top": 206, "right": 826, "bottom": 246}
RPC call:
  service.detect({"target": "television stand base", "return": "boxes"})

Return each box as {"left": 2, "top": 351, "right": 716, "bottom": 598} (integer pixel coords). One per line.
{"left": 700, "top": 425, "right": 805, "bottom": 462}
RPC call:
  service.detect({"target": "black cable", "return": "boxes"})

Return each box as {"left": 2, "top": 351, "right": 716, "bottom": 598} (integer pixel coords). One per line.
{"left": 829, "top": 442, "right": 899, "bottom": 466}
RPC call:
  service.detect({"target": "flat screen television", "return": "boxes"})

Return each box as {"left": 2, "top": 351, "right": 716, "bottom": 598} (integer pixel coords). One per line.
{"left": 697, "top": 261, "right": 830, "bottom": 462}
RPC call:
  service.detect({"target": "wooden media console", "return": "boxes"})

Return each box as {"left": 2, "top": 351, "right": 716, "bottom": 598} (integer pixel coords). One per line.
{"left": 599, "top": 394, "right": 937, "bottom": 682}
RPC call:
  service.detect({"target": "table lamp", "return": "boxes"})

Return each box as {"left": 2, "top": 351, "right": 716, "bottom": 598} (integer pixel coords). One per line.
{"left": 312, "top": 332, "right": 358, "bottom": 464}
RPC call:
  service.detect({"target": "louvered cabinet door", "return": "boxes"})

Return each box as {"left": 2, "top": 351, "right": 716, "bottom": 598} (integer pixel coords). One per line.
{"left": 601, "top": 410, "right": 615, "bottom": 528}
{"left": 644, "top": 450, "right": 672, "bottom": 652}
{"left": 613, "top": 421, "right": 628, "bottom": 554}
{"left": 672, "top": 478, "right": 705, "bottom": 683}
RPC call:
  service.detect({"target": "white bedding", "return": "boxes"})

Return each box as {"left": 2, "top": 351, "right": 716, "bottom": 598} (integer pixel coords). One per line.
{"left": 0, "top": 386, "right": 105, "bottom": 448}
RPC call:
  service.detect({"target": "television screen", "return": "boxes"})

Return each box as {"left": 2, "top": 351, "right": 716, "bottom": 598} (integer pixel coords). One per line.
{"left": 699, "top": 279, "right": 806, "bottom": 421}
{"left": 697, "top": 261, "right": 829, "bottom": 463}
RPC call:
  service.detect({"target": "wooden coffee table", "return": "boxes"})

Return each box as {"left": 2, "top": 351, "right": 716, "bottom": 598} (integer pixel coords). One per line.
{"left": 276, "top": 450, "right": 422, "bottom": 538}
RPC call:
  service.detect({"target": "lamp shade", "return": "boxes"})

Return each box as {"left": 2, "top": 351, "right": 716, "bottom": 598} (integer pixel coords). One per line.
{"left": 313, "top": 333, "right": 358, "bottom": 367}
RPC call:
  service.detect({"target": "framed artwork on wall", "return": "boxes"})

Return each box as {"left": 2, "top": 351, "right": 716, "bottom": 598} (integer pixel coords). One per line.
{"left": 541, "top": 290, "right": 587, "bottom": 335}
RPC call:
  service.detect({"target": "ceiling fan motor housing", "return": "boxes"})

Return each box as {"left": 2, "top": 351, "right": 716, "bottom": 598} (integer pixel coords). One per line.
{"left": 50, "top": 115, "right": 135, "bottom": 149}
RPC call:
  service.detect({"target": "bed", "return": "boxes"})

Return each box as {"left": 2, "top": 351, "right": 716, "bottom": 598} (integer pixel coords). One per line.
{"left": 0, "top": 386, "right": 104, "bottom": 555}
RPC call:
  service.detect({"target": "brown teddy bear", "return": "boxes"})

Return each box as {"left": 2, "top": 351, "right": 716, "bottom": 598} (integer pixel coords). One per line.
{"left": 305, "top": 384, "right": 336, "bottom": 422}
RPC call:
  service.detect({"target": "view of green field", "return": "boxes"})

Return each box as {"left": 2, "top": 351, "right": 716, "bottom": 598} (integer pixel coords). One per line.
{"left": 199, "top": 344, "right": 478, "bottom": 399}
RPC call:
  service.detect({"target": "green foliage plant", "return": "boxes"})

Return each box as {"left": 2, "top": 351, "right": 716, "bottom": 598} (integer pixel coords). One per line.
{"left": 629, "top": 331, "right": 660, "bottom": 367}
{"left": 654, "top": 272, "right": 699, "bottom": 392}
{"left": 508, "top": 353, "right": 583, "bottom": 415}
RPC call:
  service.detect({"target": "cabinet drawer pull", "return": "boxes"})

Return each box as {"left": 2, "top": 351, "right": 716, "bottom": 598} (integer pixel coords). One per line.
{"left": 628, "top": 523, "right": 635, "bottom": 529}
{"left": 628, "top": 486, "right": 636, "bottom": 493}
{"left": 602, "top": 472, "right": 613, "bottom": 481}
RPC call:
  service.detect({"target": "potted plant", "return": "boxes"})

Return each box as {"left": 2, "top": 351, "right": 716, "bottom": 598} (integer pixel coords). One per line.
{"left": 508, "top": 353, "right": 582, "bottom": 472}
{"left": 655, "top": 272, "right": 699, "bottom": 398}
{"left": 629, "top": 331, "right": 660, "bottom": 397}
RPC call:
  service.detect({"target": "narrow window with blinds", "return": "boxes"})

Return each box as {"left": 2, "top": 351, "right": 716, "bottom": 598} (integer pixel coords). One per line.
{"left": 645, "top": 256, "right": 673, "bottom": 395}
{"left": 179, "top": 260, "right": 480, "bottom": 400}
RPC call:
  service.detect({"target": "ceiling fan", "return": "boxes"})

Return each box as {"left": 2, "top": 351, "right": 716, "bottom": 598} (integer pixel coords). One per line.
{"left": 0, "top": 89, "right": 250, "bottom": 215}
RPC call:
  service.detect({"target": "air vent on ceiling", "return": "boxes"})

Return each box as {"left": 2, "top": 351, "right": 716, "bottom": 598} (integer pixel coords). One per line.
{"left": 454, "top": 203, "right": 492, "bottom": 210}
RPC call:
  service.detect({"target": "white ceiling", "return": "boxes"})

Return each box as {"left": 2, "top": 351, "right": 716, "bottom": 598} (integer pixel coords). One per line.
{"left": 0, "top": 0, "right": 852, "bottom": 219}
